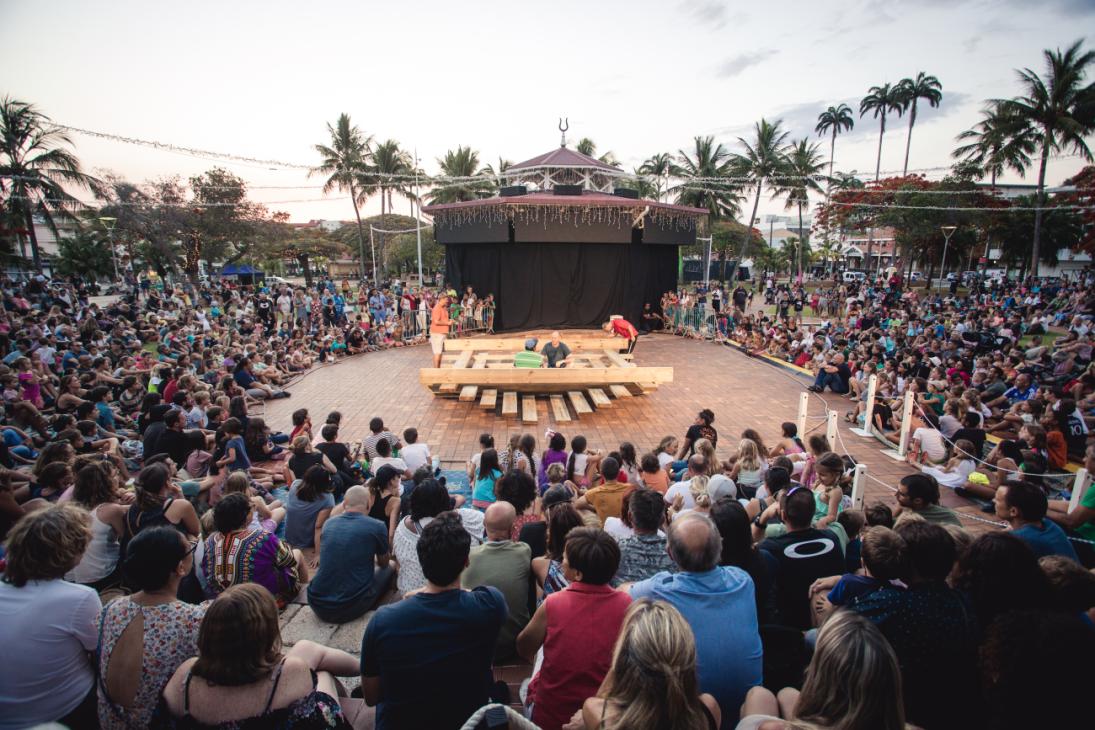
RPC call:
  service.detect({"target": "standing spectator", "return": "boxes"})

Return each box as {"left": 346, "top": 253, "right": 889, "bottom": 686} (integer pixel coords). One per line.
{"left": 429, "top": 292, "right": 452, "bottom": 368}
{"left": 462, "top": 501, "right": 532, "bottom": 661}
{"left": 613, "top": 487, "right": 676, "bottom": 586}
{"left": 756, "top": 487, "right": 846, "bottom": 629}
{"left": 578, "top": 600, "right": 721, "bottom": 730}
{"left": 629, "top": 513, "right": 763, "bottom": 727}
{"left": 994, "top": 479, "right": 1079, "bottom": 559}
{"left": 518, "top": 527, "right": 632, "bottom": 730}
{"left": 97, "top": 527, "right": 205, "bottom": 729}
{"left": 361, "top": 512, "right": 506, "bottom": 729}
{"left": 307, "top": 486, "right": 395, "bottom": 624}
{"left": 0, "top": 505, "right": 101, "bottom": 730}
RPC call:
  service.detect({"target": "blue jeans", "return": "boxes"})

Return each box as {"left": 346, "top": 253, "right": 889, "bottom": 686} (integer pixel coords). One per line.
{"left": 308, "top": 564, "right": 395, "bottom": 623}
{"left": 813, "top": 371, "right": 849, "bottom": 394}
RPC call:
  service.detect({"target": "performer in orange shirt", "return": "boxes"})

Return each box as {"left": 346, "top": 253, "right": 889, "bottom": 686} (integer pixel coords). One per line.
{"left": 603, "top": 316, "right": 639, "bottom": 354}
{"left": 430, "top": 292, "right": 453, "bottom": 367}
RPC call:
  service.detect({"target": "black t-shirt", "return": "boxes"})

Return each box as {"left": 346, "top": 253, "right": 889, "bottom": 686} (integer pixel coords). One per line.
{"left": 733, "top": 288, "right": 748, "bottom": 307}
{"left": 317, "top": 441, "right": 350, "bottom": 470}
{"left": 952, "top": 427, "right": 986, "bottom": 459}
{"left": 759, "top": 527, "right": 846, "bottom": 630}
{"left": 540, "top": 342, "right": 571, "bottom": 368}
{"left": 832, "top": 363, "right": 852, "bottom": 389}
{"left": 518, "top": 521, "right": 547, "bottom": 559}
{"left": 157, "top": 428, "right": 205, "bottom": 466}
{"left": 685, "top": 423, "right": 718, "bottom": 453}
{"left": 288, "top": 451, "right": 324, "bottom": 479}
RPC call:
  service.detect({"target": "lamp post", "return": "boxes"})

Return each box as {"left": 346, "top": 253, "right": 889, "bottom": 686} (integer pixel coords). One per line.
{"left": 98, "top": 216, "right": 119, "bottom": 283}
{"left": 414, "top": 148, "right": 424, "bottom": 287}
{"left": 938, "top": 225, "right": 957, "bottom": 292}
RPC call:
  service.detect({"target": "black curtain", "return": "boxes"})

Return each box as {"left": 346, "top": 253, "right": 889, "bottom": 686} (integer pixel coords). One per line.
{"left": 445, "top": 241, "right": 678, "bottom": 331}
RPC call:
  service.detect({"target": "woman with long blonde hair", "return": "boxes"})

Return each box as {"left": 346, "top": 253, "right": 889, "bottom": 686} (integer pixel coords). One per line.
{"left": 694, "top": 438, "right": 719, "bottom": 477}
{"left": 728, "top": 439, "right": 767, "bottom": 493}
{"left": 738, "top": 610, "right": 907, "bottom": 730}
{"left": 579, "top": 599, "right": 720, "bottom": 729}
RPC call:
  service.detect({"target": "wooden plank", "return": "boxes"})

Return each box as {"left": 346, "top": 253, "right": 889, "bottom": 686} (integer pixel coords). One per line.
{"left": 501, "top": 391, "right": 518, "bottom": 415}
{"left": 609, "top": 384, "right": 633, "bottom": 398}
{"left": 602, "top": 349, "right": 635, "bottom": 368}
{"left": 439, "top": 383, "right": 458, "bottom": 393}
{"left": 444, "top": 337, "right": 623, "bottom": 352}
{"left": 521, "top": 396, "right": 538, "bottom": 423}
{"left": 550, "top": 394, "right": 572, "bottom": 422}
{"left": 479, "top": 389, "right": 497, "bottom": 409}
{"left": 452, "top": 350, "right": 474, "bottom": 369}
{"left": 588, "top": 388, "right": 612, "bottom": 407}
{"left": 568, "top": 390, "right": 593, "bottom": 414}
{"left": 459, "top": 385, "right": 478, "bottom": 402}
{"left": 420, "top": 366, "right": 673, "bottom": 387}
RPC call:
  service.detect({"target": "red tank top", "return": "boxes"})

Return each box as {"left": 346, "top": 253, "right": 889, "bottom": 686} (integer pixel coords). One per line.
{"left": 529, "top": 582, "right": 631, "bottom": 730}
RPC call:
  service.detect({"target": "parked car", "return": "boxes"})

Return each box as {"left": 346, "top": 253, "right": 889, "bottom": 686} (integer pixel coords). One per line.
{"left": 266, "top": 275, "right": 289, "bottom": 287}
{"left": 842, "top": 271, "right": 867, "bottom": 283}
{"left": 909, "top": 271, "right": 924, "bottom": 282}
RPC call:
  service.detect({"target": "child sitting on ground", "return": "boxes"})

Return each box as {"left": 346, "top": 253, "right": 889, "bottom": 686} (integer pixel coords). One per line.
{"left": 808, "top": 524, "right": 908, "bottom": 628}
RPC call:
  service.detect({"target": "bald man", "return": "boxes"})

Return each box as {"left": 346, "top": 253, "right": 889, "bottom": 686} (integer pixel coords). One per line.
{"left": 629, "top": 513, "right": 763, "bottom": 727}
{"left": 462, "top": 501, "right": 532, "bottom": 661}
{"left": 307, "top": 485, "right": 396, "bottom": 623}
{"left": 540, "top": 331, "right": 574, "bottom": 368}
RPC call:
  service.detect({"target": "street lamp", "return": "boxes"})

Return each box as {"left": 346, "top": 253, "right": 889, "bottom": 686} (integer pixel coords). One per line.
{"left": 937, "top": 225, "right": 957, "bottom": 292}
{"left": 98, "top": 216, "right": 119, "bottom": 283}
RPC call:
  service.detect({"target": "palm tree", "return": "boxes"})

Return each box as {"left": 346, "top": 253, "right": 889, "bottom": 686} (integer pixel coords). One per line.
{"left": 428, "top": 146, "right": 492, "bottom": 204}
{"left": 311, "top": 113, "right": 373, "bottom": 280}
{"left": 0, "top": 97, "right": 102, "bottom": 271}
{"left": 575, "top": 137, "right": 621, "bottom": 168}
{"left": 370, "top": 139, "right": 412, "bottom": 216}
{"left": 953, "top": 101, "right": 1038, "bottom": 189}
{"left": 730, "top": 118, "right": 791, "bottom": 267}
{"left": 480, "top": 157, "right": 514, "bottom": 191}
{"left": 672, "top": 136, "right": 741, "bottom": 233}
{"left": 896, "top": 72, "right": 943, "bottom": 175}
{"left": 773, "top": 139, "right": 826, "bottom": 281}
{"left": 860, "top": 83, "right": 905, "bottom": 273}
{"left": 997, "top": 40, "right": 1095, "bottom": 275}
{"left": 815, "top": 104, "right": 855, "bottom": 262}
{"left": 638, "top": 152, "right": 677, "bottom": 201}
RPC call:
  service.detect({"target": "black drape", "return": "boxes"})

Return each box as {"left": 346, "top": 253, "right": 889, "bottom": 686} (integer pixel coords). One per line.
{"left": 445, "top": 241, "right": 678, "bottom": 331}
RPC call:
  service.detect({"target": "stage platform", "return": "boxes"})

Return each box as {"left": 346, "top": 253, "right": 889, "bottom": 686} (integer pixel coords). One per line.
{"left": 419, "top": 330, "right": 674, "bottom": 423}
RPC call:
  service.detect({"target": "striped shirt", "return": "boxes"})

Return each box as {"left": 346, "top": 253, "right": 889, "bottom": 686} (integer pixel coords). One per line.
{"left": 513, "top": 351, "right": 543, "bottom": 368}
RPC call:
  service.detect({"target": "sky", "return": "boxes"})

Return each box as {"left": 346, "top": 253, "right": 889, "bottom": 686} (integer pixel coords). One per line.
{"left": 1, "top": 0, "right": 1093, "bottom": 224}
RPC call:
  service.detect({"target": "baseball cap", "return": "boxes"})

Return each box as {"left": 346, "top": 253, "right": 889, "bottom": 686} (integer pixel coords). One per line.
{"left": 707, "top": 474, "right": 738, "bottom": 501}
{"left": 525, "top": 337, "right": 538, "bottom": 350}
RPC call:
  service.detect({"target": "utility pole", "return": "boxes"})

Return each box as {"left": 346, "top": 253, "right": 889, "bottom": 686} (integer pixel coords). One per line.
{"left": 98, "top": 216, "right": 119, "bottom": 283}
{"left": 698, "top": 235, "right": 713, "bottom": 289}
{"left": 414, "top": 148, "right": 423, "bottom": 287}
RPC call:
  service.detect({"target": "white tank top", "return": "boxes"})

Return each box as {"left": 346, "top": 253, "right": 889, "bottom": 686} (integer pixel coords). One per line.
{"left": 66, "top": 504, "right": 120, "bottom": 584}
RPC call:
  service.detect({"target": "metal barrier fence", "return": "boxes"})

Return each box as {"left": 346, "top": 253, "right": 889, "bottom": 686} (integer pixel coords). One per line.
{"left": 663, "top": 303, "right": 724, "bottom": 340}
{"left": 395, "top": 304, "right": 496, "bottom": 342}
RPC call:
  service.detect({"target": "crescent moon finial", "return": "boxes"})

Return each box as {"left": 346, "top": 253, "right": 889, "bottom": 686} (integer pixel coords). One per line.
{"left": 559, "top": 117, "right": 569, "bottom": 147}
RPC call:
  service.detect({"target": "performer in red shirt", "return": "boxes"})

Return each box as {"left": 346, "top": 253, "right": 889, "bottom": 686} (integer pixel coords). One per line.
{"left": 603, "top": 316, "right": 639, "bottom": 354}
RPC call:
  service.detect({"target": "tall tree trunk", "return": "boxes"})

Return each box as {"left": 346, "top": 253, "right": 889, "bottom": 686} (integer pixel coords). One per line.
{"left": 740, "top": 182, "right": 763, "bottom": 268}
{"left": 348, "top": 180, "right": 367, "bottom": 281}
{"left": 902, "top": 101, "right": 917, "bottom": 176}
{"left": 797, "top": 202, "right": 804, "bottom": 282}
{"left": 298, "top": 253, "right": 313, "bottom": 287}
{"left": 826, "top": 130, "right": 836, "bottom": 252}
{"left": 867, "top": 117, "right": 885, "bottom": 279}
{"left": 1030, "top": 138, "right": 1050, "bottom": 277}
{"left": 23, "top": 207, "right": 42, "bottom": 272}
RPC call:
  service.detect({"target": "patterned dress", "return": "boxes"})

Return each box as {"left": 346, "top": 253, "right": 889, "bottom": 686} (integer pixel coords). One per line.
{"left": 201, "top": 528, "right": 300, "bottom": 607}
{"left": 97, "top": 598, "right": 207, "bottom": 730}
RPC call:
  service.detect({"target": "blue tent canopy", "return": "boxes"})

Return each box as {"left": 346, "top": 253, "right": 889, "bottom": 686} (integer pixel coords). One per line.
{"left": 219, "top": 264, "right": 264, "bottom": 276}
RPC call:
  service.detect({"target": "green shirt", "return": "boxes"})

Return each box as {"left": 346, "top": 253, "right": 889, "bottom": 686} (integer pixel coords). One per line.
{"left": 914, "top": 503, "right": 963, "bottom": 527}
{"left": 1076, "top": 483, "right": 1095, "bottom": 541}
{"left": 513, "top": 351, "right": 543, "bottom": 368}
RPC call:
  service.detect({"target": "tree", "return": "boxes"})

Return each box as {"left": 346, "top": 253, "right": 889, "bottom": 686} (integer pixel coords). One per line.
{"left": 1063, "top": 166, "right": 1095, "bottom": 252}
{"left": 896, "top": 72, "right": 943, "bottom": 176}
{"left": 278, "top": 228, "right": 349, "bottom": 287}
{"left": 730, "top": 118, "right": 791, "bottom": 267}
{"left": 370, "top": 139, "right": 413, "bottom": 216}
{"left": 575, "top": 138, "right": 621, "bottom": 168}
{"left": 860, "top": 83, "right": 906, "bottom": 273}
{"left": 772, "top": 139, "right": 825, "bottom": 281}
{"left": 187, "top": 168, "right": 269, "bottom": 275}
{"left": 673, "top": 136, "right": 742, "bottom": 276}
{"left": 984, "top": 193, "right": 1083, "bottom": 271}
{"left": 638, "top": 152, "right": 676, "bottom": 201}
{"left": 0, "top": 96, "right": 102, "bottom": 271}
{"left": 427, "top": 146, "right": 492, "bottom": 204}
{"left": 54, "top": 225, "right": 114, "bottom": 280}
{"left": 997, "top": 40, "right": 1095, "bottom": 276}
{"left": 952, "top": 101, "right": 1037, "bottom": 189}
{"left": 480, "top": 157, "right": 514, "bottom": 191}
{"left": 815, "top": 104, "right": 855, "bottom": 247}
{"left": 311, "top": 113, "right": 373, "bottom": 280}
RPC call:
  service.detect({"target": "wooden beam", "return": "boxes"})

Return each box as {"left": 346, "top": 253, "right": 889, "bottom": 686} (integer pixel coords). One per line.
{"left": 444, "top": 337, "right": 624, "bottom": 352}
{"left": 420, "top": 366, "right": 673, "bottom": 387}
{"left": 602, "top": 350, "right": 634, "bottom": 368}
{"left": 521, "top": 396, "right": 537, "bottom": 423}
{"left": 480, "top": 389, "right": 497, "bottom": 409}
{"left": 568, "top": 390, "right": 593, "bottom": 414}
{"left": 452, "top": 350, "right": 474, "bottom": 369}
{"left": 550, "top": 394, "right": 571, "bottom": 421}
{"left": 501, "top": 391, "right": 518, "bottom": 415}
{"left": 588, "top": 388, "right": 611, "bottom": 407}
{"left": 609, "top": 384, "right": 632, "bottom": 398}
{"left": 459, "top": 385, "right": 478, "bottom": 402}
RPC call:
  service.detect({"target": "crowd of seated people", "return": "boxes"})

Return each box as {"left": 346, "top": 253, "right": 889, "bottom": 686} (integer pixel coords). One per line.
{"left": 1, "top": 271, "right": 1095, "bottom": 729}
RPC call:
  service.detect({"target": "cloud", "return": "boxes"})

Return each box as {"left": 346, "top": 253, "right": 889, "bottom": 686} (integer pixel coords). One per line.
{"left": 679, "top": 0, "right": 730, "bottom": 29}
{"left": 716, "top": 49, "right": 777, "bottom": 78}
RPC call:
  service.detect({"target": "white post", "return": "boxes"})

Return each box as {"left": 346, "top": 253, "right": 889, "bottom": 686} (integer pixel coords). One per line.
{"left": 826, "top": 409, "right": 839, "bottom": 447}
{"left": 369, "top": 225, "right": 378, "bottom": 286}
{"left": 1069, "top": 468, "right": 1091, "bottom": 514}
{"left": 797, "top": 391, "right": 809, "bottom": 440}
{"left": 414, "top": 148, "right": 423, "bottom": 287}
{"left": 851, "top": 463, "right": 867, "bottom": 509}
{"left": 850, "top": 373, "right": 877, "bottom": 438}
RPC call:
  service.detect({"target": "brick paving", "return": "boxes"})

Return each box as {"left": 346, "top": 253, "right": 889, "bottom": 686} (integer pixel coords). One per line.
{"left": 264, "top": 332, "right": 999, "bottom": 533}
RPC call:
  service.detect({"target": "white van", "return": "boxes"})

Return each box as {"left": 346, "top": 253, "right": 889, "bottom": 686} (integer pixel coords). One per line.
{"left": 842, "top": 271, "right": 867, "bottom": 283}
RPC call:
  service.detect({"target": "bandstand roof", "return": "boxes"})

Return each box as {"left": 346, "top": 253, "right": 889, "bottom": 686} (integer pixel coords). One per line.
{"left": 508, "top": 146, "right": 624, "bottom": 174}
